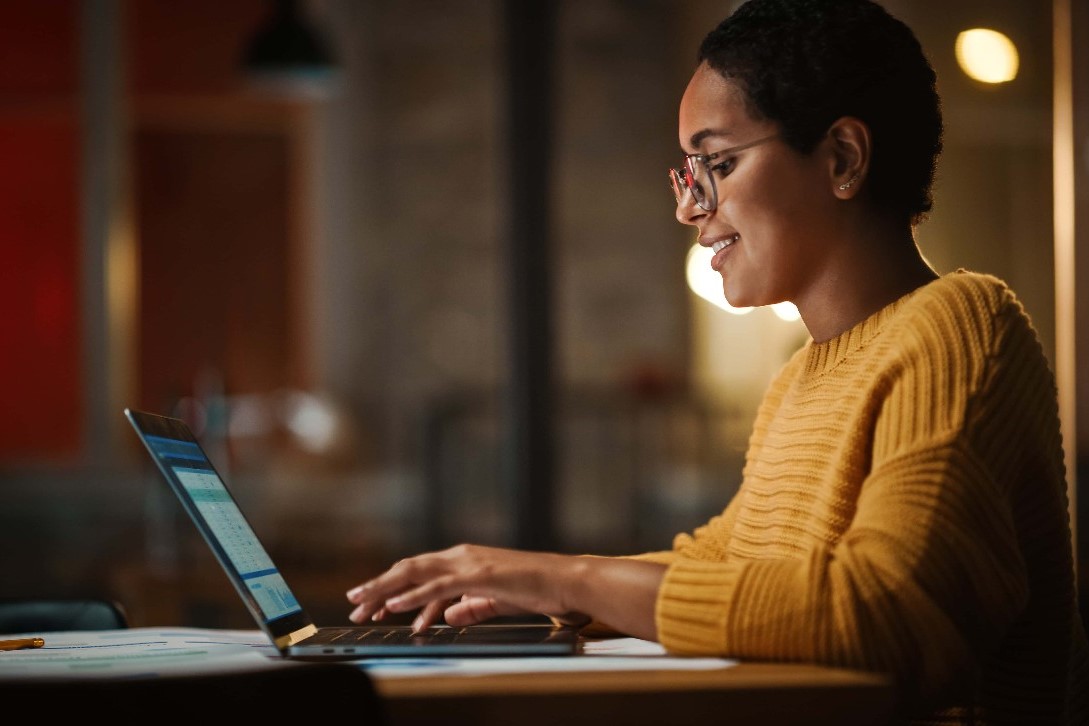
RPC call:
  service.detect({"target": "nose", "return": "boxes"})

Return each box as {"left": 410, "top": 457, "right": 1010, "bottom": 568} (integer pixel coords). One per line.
{"left": 675, "top": 188, "right": 707, "bottom": 227}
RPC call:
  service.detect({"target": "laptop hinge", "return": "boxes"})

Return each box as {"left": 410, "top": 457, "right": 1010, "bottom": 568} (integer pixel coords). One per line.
{"left": 275, "top": 624, "right": 318, "bottom": 649}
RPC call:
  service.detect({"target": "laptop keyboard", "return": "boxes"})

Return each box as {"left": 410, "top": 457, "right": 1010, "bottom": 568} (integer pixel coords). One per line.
{"left": 307, "top": 623, "right": 569, "bottom": 647}
{"left": 313, "top": 626, "right": 466, "bottom": 645}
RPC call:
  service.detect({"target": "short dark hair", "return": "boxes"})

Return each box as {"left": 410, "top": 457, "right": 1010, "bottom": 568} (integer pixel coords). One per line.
{"left": 698, "top": 0, "right": 943, "bottom": 225}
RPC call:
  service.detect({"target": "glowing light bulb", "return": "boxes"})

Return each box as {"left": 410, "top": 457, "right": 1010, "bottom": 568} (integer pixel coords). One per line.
{"left": 955, "top": 29, "right": 1019, "bottom": 84}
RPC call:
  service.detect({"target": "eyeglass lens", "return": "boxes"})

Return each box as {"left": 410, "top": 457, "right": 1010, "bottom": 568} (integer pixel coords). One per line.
{"left": 669, "top": 160, "right": 714, "bottom": 211}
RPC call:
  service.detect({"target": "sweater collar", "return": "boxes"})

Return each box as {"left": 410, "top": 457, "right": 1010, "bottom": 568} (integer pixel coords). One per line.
{"left": 800, "top": 284, "right": 926, "bottom": 377}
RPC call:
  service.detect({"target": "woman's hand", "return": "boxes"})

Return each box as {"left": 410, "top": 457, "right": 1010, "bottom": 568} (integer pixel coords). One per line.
{"left": 345, "top": 544, "right": 579, "bottom": 631}
{"left": 346, "top": 544, "right": 667, "bottom": 640}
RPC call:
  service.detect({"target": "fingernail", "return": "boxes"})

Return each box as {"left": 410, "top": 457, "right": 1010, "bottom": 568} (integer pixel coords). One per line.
{"left": 412, "top": 615, "right": 425, "bottom": 633}
{"left": 347, "top": 586, "right": 364, "bottom": 599}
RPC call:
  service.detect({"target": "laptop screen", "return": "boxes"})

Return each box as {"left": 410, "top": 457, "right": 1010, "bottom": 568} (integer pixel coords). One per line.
{"left": 126, "top": 408, "right": 321, "bottom": 646}
{"left": 140, "top": 432, "right": 304, "bottom": 625}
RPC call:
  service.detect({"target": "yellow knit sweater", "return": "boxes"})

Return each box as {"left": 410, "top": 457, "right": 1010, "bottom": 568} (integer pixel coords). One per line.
{"left": 640, "top": 271, "right": 1088, "bottom": 722}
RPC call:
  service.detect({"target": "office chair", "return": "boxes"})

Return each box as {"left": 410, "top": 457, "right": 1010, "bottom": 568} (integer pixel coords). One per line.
{"left": 0, "top": 597, "right": 129, "bottom": 634}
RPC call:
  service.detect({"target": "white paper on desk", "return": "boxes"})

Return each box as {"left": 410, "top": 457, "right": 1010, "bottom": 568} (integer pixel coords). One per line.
{"left": 0, "top": 627, "right": 290, "bottom": 680}
{"left": 581, "top": 637, "right": 675, "bottom": 656}
{"left": 355, "top": 637, "right": 737, "bottom": 679}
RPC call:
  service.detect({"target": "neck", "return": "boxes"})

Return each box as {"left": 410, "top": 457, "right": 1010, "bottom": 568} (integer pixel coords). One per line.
{"left": 797, "top": 223, "right": 938, "bottom": 344}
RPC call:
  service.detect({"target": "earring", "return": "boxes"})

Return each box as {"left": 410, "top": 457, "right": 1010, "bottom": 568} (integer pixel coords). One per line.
{"left": 838, "top": 173, "right": 859, "bottom": 191}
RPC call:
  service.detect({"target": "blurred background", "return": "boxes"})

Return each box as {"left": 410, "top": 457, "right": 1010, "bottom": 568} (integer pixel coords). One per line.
{"left": 1, "top": 0, "right": 1086, "bottom": 631}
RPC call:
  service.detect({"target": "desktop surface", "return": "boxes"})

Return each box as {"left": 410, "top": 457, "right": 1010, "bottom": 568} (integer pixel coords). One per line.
{"left": 375, "top": 656, "right": 896, "bottom": 726}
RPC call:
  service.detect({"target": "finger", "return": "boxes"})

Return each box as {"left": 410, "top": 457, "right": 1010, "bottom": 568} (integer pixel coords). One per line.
{"left": 446, "top": 596, "right": 530, "bottom": 625}
{"left": 349, "top": 601, "right": 383, "bottom": 624}
{"left": 354, "top": 563, "right": 418, "bottom": 602}
{"left": 412, "top": 600, "right": 450, "bottom": 633}
{"left": 384, "top": 575, "right": 463, "bottom": 614}
{"left": 444, "top": 596, "right": 499, "bottom": 626}
{"left": 348, "top": 594, "right": 396, "bottom": 624}
{"left": 346, "top": 556, "right": 437, "bottom": 616}
{"left": 347, "top": 565, "right": 404, "bottom": 604}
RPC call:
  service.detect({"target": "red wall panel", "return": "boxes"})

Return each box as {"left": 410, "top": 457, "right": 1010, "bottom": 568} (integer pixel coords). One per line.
{"left": 0, "top": 117, "right": 81, "bottom": 459}
{"left": 0, "top": 1, "right": 81, "bottom": 460}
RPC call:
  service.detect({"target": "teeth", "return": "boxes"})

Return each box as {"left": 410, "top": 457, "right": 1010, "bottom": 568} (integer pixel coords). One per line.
{"left": 711, "top": 234, "right": 739, "bottom": 254}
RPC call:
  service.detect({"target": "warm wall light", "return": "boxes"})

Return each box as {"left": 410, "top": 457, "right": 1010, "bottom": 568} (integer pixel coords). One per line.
{"left": 685, "top": 243, "right": 801, "bottom": 321}
{"left": 770, "top": 301, "right": 801, "bottom": 322}
{"left": 955, "top": 28, "right": 1019, "bottom": 84}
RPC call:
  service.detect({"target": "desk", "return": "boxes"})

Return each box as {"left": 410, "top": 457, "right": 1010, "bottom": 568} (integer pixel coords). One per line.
{"left": 375, "top": 661, "right": 896, "bottom": 726}
{"left": 0, "top": 627, "right": 896, "bottom": 724}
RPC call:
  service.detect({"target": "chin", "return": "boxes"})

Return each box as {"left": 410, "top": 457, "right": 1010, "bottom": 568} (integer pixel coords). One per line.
{"left": 721, "top": 287, "right": 749, "bottom": 309}
{"left": 722, "top": 280, "right": 770, "bottom": 310}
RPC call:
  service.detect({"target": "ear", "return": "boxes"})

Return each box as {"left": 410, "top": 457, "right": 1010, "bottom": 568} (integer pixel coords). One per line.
{"left": 825, "top": 116, "right": 870, "bottom": 199}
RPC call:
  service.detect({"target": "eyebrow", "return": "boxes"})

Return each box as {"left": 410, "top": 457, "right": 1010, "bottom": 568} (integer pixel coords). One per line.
{"left": 686, "top": 127, "right": 733, "bottom": 151}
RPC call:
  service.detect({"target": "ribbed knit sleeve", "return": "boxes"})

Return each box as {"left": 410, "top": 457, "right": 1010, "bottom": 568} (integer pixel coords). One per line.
{"left": 652, "top": 271, "right": 1087, "bottom": 721}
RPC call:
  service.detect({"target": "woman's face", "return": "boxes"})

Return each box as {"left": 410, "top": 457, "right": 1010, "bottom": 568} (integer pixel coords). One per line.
{"left": 676, "top": 63, "right": 837, "bottom": 310}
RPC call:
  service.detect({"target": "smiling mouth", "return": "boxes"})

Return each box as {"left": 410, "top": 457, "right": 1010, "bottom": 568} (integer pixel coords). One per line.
{"left": 711, "top": 234, "right": 739, "bottom": 254}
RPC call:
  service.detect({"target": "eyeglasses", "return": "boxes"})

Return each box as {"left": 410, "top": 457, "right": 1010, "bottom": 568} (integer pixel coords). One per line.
{"left": 668, "top": 134, "right": 780, "bottom": 212}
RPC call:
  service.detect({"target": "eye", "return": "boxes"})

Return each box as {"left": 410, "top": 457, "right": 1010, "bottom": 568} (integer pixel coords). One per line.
{"left": 710, "top": 157, "right": 736, "bottom": 177}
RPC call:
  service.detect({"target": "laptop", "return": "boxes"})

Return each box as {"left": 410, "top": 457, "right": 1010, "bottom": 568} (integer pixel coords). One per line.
{"left": 124, "top": 408, "right": 580, "bottom": 659}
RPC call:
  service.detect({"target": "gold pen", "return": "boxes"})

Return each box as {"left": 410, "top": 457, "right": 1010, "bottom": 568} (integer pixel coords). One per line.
{"left": 0, "top": 637, "right": 45, "bottom": 652}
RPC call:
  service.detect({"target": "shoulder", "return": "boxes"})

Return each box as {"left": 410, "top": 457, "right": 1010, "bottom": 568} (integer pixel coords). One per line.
{"left": 881, "top": 272, "right": 1054, "bottom": 420}
{"left": 912, "top": 269, "right": 1015, "bottom": 317}
{"left": 895, "top": 269, "right": 1032, "bottom": 349}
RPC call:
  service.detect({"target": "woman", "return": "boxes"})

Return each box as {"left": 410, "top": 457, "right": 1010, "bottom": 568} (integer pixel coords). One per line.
{"left": 347, "top": 0, "right": 1088, "bottom": 721}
